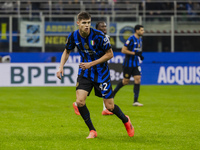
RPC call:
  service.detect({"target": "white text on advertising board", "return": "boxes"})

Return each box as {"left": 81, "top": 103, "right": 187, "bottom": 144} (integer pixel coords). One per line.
{"left": 157, "top": 66, "right": 200, "bottom": 85}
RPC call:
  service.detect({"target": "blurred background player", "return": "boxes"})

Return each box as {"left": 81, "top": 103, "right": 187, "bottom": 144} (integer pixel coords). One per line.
{"left": 112, "top": 25, "right": 144, "bottom": 106}
{"left": 73, "top": 21, "right": 113, "bottom": 115}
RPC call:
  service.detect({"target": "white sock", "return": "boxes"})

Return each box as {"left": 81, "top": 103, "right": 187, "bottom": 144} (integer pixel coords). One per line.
{"left": 103, "top": 102, "right": 106, "bottom": 111}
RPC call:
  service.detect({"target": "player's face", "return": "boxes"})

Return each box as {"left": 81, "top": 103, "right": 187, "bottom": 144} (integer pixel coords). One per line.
{"left": 136, "top": 28, "right": 144, "bottom": 36}
{"left": 97, "top": 22, "right": 107, "bottom": 34}
{"left": 77, "top": 19, "right": 91, "bottom": 36}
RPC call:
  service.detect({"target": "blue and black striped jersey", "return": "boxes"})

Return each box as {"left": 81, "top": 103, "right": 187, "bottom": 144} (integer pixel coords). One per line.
{"left": 65, "top": 28, "right": 112, "bottom": 83}
{"left": 123, "top": 35, "right": 142, "bottom": 67}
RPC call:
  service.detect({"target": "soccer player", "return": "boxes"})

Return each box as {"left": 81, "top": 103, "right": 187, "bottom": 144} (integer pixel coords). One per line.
{"left": 73, "top": 21, "right": 113, "bottom": 116}
{"left": 112, "top": 25, "right": 144, "bottom": 106}
{"left": 57, "top": 11, "right": 134, "bottom": 139}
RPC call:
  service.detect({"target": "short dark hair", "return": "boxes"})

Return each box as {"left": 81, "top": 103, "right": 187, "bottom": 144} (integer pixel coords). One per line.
{"left": 95, "top": 21, "right": 105, "bottom": 29}
{"left": 77, "top": 11, "right": 91, "bottom": 21}
{"left": 134, "top": 25, "right": 143, "bottom": 32}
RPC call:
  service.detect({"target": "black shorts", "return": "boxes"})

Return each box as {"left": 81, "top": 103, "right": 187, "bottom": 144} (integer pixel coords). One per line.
{"left": 123, "top": 66, "right": 142, "bottom": 79}
{"left": 76, "top": 76, "right": 113, "bottom": 99}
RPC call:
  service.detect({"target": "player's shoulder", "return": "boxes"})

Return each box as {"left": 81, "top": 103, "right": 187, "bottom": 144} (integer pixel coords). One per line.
{"left": 125, "top": 35, "right": 135, "bottom": 45}
{"left": 91, "top": 28, "right": 105, "bottom": 36}
{"left": 105, "top": 34, "right": 110, "bottom": 39}
{"left": 129, "top": 34, "right": 136, "bottom": 39}
{"left": 68, "top": 30, "right": 78, "bottom": 38}
{"left": 128, "top": 34, "right": 137, "bottom": 42}
{"left": 70, "top": 30, "right": 79, "bottom": 36}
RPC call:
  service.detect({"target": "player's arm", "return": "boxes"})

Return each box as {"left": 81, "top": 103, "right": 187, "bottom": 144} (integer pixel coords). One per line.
{"left": 79, "top": 48, "right": 113, "bottom": 70}
{"left": 121, "top": 46, "right": 142, "bottom": 57}
{"left": 56, "top": 49, "right": 71, "bottom": 79}
{"left": 121, "top": 46, "right": 136, "bottom": 55}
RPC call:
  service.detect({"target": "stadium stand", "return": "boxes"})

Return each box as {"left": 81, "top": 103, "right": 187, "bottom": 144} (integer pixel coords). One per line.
{"left": 0, "top": 1, "right": 198, "bottom": 17}
{"left": 0, "top": 0, "right": 200, "bottom": 52}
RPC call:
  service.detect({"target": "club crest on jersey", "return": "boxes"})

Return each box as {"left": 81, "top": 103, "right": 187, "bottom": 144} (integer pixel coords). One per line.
{"left": 84, "top": 43, "right": 89, "bottom": 49}
{"left": 90, "top": 40, "right": 95, "bottom": 46}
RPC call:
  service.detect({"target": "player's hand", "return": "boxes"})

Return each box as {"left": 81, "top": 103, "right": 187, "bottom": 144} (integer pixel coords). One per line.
{"left": 140, "top": 55, "right": 144, "bottom": 60}
{"left": 135, "top": 52, "right": 144, "bottom": 60}
{"left": 135, "top": 51, "right": 142, "bottom": 56}
{"left": 57, "top": 67, "right": 64, "bottom": 80}
{"left": 79, "top": 62, "right": 91, "bottom": 70}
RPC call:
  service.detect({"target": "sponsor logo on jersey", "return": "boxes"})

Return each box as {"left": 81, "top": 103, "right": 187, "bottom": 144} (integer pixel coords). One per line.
{"left": 81, "top": 49, "right": 96, "bottom": 55}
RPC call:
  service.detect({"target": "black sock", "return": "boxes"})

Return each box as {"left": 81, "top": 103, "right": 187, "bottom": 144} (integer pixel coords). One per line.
{"left": 110, "top": 104, "right": 128, "bottom": 123}
{"left": 134, "top": 84, "right": 140, "bottom": 103}
{"left": 78, "top": 105, "right": 96, "bottom": 131}
{"left": 113, "top": 81, "right": 124, "bottom": 97}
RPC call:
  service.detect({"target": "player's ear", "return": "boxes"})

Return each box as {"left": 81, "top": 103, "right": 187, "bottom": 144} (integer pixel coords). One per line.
{"left": 77, "top": 21, "right": 79, "bottom": 26}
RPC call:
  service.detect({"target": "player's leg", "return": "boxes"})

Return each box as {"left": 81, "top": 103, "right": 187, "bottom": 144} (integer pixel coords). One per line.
{"left": 102, "top": 101, "right": 113, "bottom": 115}
{"left": 103, "top": 102, "right": 106, "bottom": 111}
{"left": 104, "top": 98, "right": 134, "bottom": 137}
{"left": 73, "top": 101, "right": 80, "bottom": 115}
{"left": 76, "top": 76, "right": 97, "bottom": 138}
{"left": 96, "top": 82, "right": 123, "bottom": 117}
{"left": 76, "top": 89, "right": 97, "bottom": 138}
{"left": 112, "top": 66, "right": 131, "bottom": 97}
{"left": 97, "top": 81, "right": 134, "bottom": 137}
{"left": 112, "top": 78, "right": 130, "bottom": 96}
{"left": 133, "top": 74, "right": 143, "bottom": 106}
{"left": 112, "top": 80, "right": 124, "bottom": 96}
{"left": 103, "top": 98, "right": 126, "bottom": 121}
{"left": 93, "top": 82, "right": 113, "bottom": 115}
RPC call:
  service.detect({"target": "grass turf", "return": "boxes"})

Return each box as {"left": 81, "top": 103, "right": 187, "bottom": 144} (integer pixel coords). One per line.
{"left": 0, "top": 85, "right": 199, "bottom": 150}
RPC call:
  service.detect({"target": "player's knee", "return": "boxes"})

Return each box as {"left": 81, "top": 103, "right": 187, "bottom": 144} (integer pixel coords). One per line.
{"left": 123, "top": 79, "right": 129, "bottom": 85}
{"left": 134, "top": 76, "right": 141, "bottom": 84}
{"left": 124, "top": 81, "right": 129, "bottom": 85}
{"left": 104, "top": 99, "right": 114, "bottom": 111}
{"left": 134, "top": 78, "right": 141, "bottom": 84}
{"left": 105, "top": 101, "right": 114, "bottom": 111}
{"left": 76, "top": 99, "right": 85, "bottom": 107}
{"left": 107, "top": 105, "right": 114, "bottom": 111}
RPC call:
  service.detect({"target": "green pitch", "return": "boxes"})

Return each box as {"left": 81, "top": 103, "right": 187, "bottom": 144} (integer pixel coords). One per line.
{"left": 0, "top": 85, "right": 199, "bottom": 150}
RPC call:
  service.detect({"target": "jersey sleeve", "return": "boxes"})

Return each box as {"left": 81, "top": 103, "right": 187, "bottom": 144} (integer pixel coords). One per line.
{"left": 124, "top": 36, "right": 133, "bottom": 47}
{"left": 99, "top": 34, "right": 111, "bottom": 52}
{"left": 65, "top": 32, "right": 75, "bottom": 50}
{"left": 105, "top": 34, "right": 110, "bottom": 40}
{"left": 124, "top": 36, "right": 135, "bottom": 51}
